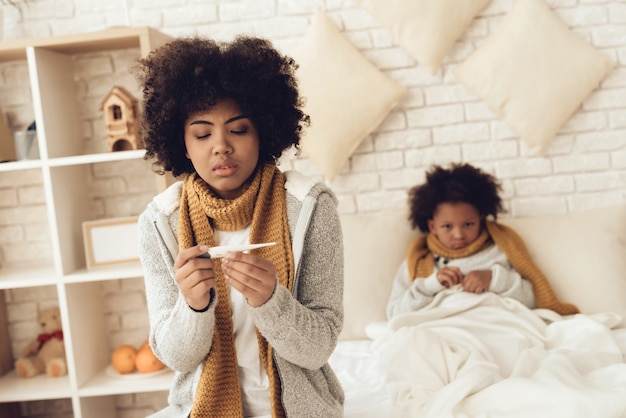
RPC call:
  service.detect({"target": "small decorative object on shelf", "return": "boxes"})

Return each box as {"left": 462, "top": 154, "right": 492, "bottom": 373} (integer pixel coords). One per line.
{"left": 100, "top": 85, "right": 143, "bottom": 152}
{"left": 14, "top": 306, "right": 67, "bottom": 378}
{"left": 82, "top": 216, "right": 140, "bottom": 269}
{"left": 13, "top": 121, "right": 39, "bottom": 161}
{"left": 0, "top": 107, "right": 16, "bottom": 162}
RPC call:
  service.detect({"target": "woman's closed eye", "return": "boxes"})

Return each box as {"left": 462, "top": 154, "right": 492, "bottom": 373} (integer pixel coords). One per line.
{"left": 229, "top": 127, "right": 248, "bottom": 135}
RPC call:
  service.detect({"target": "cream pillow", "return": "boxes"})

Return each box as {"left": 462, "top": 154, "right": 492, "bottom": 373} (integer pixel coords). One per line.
{"left": 291, "top": 10, "right": 407, "bottom": 181}
{"left": 454, "top": 0, "right": 615, "bottom": 155}
{"left": 354, "top": 0, "right": 493, "bottom": 74}
{"left": 500, "top": 205, "right": 626, "bottom": 327}
{"left": 340, "top": 208, "right": 419, "bottom": 340}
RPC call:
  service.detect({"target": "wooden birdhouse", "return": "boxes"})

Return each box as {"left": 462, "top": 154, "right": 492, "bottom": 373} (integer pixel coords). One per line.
{"left": 101, "top": 86, "right": 143, "bottom": 152}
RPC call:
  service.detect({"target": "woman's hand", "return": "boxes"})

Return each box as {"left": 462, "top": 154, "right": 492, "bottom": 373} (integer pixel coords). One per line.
{"left": 437, "top": 266, "right": 463, "bottom": 288}
{"left": 462, "top": 270, "right": 492, "bottom": 294}
{"left": 221, "top": 252, "right": 277, "bottom": 308}
{"left": 174, "top": 245, "right": 216, "bottom": 311}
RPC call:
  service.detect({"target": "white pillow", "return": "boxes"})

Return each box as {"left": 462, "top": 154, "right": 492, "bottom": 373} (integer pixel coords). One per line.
{"left": 291, "top": 10, "right": 407, "bottom": 181}
{"left": 454, "top": 0, "right": 615, "bottom": 155}
{"left": 354, "top": 0, "right": 493, "bottom": 74}
{"left": 500, "top": 205, "right": 626, "bottom": 327}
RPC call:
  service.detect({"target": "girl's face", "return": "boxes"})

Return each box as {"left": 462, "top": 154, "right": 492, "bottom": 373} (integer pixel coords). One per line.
{"left": 427, "top": 202, "right": 482, "bottom": 250}
{"left": 184, "top": 98, "right": 260, "bottom": 200}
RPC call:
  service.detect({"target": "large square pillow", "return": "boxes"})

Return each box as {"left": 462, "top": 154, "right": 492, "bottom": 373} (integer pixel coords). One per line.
{"left": 454, "top": 0, "right": 615, "bottom": 155}
{"left": 354, "top": 0, "right": 493, "bottom": 74}
{"left": 500, "top": 205, "right": 626, "bottom": 328}
{"left": 291, "top": 10, "right": 407, "bottom": 181}
{"left": 340, "top": 208, "right": 419, "bottom": 340}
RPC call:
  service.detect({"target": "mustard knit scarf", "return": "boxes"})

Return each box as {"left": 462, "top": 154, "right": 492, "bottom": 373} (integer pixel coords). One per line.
{"left": 406, "top": 221, "right": 578, "bottom": 315}
{"left": 178, "top": 163, "right": 294, "bottom": 418}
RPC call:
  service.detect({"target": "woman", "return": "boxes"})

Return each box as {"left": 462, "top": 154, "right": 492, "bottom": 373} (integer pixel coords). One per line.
{"left": 134, "top": 35, "right": 344, "bottom": 418}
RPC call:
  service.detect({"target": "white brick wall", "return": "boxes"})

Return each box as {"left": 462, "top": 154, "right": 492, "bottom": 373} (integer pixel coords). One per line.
{"left": 0, "top": 0, "right": 625, "bottom": 416}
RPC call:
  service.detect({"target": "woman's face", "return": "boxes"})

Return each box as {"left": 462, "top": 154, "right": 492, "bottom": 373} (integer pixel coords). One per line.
{"left": 427, "top": 202, "right": 482, "bottom": 250}
{"left": 184, "top": 98, "right": 260, "bottom": 200}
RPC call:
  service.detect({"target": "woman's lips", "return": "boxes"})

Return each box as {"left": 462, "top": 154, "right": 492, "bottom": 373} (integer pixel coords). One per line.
{"left": 213, "top": 160, "right": 238, "bottom": 176}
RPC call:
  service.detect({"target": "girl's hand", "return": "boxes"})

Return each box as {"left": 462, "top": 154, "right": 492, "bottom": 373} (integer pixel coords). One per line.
{"left": 174, "top": 245, "right": 216, "bottom": 311}
{"left": 437, "top": 266, "right": 463, "bottom": 288}
{"left": 462, "top": 270, "right": 492, "bottom": 294}
{"left": 221, "top": 252, "right": 277, "bottom": 308}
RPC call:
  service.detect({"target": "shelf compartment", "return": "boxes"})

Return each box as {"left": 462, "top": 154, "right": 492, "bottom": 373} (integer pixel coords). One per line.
{"left": 62, "top": 263, "right": 144, "bottom": 284}
{"left": 0, "top": 371, "right": 72, "bottom": 402}
{"left": 28, "top": 46, "right": 83, "bottom": 161}
{"left": 62, "top": 281, "right": 111, "bottom": 391}
{"left": 46, "top": 165, "right": 91, "bottom": 276}
{"left": 0, "top": 57, "right": 36, "bottom": 164}
{"left": 0, "top": 27, "right": 172, "bottom": 64}
{"left": 47, "top": 149, "right": 146, "bottom": 167}
{"left": 0, "top": 160, "right": 42, "bottom": 173}
{"left": 0, "top": 265, "right": 57, "bottom": 290}
{"left": 78, "top": 368, "right": 173, "bottom": 396}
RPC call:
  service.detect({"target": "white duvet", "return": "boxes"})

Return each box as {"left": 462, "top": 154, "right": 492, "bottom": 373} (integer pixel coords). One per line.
{"left": 365, "top": 288, "right": 626, "bottom": 418}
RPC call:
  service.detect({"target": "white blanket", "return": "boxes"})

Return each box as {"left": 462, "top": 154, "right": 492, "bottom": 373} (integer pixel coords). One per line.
{"left": 372, "top": 288, "right": 626, "bottom": 418}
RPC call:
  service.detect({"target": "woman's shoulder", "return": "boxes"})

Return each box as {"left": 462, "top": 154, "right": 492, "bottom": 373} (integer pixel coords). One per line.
{"left": 141, "top": 180, "right": 183, "bottom": 221}
{"left": 283, "top": 170, "right": 336, "bottom": 203}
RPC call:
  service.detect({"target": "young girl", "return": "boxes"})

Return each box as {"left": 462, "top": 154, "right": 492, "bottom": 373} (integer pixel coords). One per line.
{"left": 386, "top": 163, "right": 578, "bottom": 320}
{"left": 134, "top": 36, "right": 344, "bottom": 418}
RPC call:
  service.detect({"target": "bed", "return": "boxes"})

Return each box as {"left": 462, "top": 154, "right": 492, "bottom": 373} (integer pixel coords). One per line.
{"left": 330, "top": 204, "right": 626, "bottom": 418}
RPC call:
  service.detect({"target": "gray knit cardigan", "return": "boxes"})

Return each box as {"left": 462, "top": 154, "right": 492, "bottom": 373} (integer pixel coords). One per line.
{"left": 137, "top": 170, "right": 345, "bottom": 418}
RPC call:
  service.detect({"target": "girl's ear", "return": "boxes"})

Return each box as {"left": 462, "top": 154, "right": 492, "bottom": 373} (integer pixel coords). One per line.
{"left": 427, "top": 219, "right": 435, "bottom": 232}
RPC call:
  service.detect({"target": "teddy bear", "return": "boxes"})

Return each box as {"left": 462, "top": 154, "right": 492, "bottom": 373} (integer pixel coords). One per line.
{"left": 15, "top": 306, "right": 67, "bottom": 378}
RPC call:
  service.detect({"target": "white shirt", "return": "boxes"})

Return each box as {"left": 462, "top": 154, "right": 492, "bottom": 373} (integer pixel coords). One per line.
{"left": 215, "top": 227, "right": 271, "bottom": 418}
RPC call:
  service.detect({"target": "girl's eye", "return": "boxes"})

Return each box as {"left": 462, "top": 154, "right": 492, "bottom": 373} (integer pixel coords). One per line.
{"left": 197, "top": 134, "right": 210, "bottom": 139}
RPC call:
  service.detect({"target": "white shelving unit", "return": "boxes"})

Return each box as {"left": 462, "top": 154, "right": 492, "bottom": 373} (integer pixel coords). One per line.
{"left": 0, "top": 27, "right": 174, "bottom": 418}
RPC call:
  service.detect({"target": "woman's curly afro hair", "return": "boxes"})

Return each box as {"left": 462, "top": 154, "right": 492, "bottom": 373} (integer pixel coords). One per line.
{"left": 408, "top": 163, "right": 505, "bottom": 233}
{"left": 133, "top": 35, "right": 310, "bottom": 177}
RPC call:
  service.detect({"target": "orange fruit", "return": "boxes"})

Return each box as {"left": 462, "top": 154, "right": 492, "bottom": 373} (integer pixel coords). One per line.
{"left": 135, "top": 343, "right": 165, "bottom": 373}
{"left": 139, "top": 339, "right": 149, "bottom": 350}
{"left": 111, "top": 344, "right": 137, "bottom": 374}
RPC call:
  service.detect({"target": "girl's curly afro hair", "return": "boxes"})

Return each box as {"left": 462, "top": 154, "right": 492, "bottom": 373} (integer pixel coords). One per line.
{"left": 408, "top": 163, "right": 505, "bottom": 233}
{"left": 133, "top": 35, "right": 310, "bottom": 177}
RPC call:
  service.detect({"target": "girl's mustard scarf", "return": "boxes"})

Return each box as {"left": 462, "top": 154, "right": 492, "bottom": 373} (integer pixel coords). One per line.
{"left": 406, "top": 221, "right": 578, "bottom": 315}
{"left": 178, "top": 163, "right": 293, "bottom": 418}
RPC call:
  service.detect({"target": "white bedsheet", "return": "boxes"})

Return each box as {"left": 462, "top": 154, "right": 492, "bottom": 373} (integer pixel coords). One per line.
{"left": 329, "top": 339, "right": 401, "bottom": 417}
{"left": 331, "top": 288, "right": 626, "bottom": 418}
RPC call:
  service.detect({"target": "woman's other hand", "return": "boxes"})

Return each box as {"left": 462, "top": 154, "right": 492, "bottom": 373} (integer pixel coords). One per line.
{"left": 174, "top": 245, "right": 216, "bottom": 311}
{"left": 221, "top": 252, "right": 277, "bottom": 308}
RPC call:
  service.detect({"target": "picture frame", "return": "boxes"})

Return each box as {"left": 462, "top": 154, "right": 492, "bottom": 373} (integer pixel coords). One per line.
{"left": 82, "top": 216, "right": 140, "bottom": 269}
